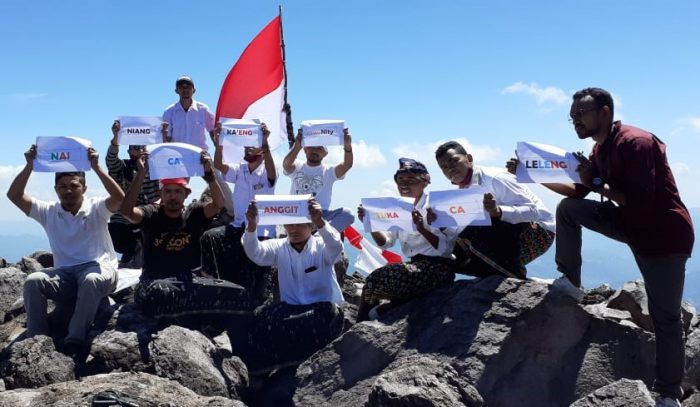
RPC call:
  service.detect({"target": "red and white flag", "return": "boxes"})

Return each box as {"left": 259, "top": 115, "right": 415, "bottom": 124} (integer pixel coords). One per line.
{"left": 344, "top": 225, "right": 402, "bottom": 276}
{"left": 216, "top": 15, "right": 287, "bottom": 157}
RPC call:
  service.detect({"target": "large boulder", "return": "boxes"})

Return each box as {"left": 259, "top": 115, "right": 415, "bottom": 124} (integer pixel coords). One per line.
{"left": 87, "top": 329, "right": 152, "bottom": 374}
{"left": 149, "top": 325, "right": 248, "bottom": 399}
{"left": 0, "top": 266, "right": 26, "bottom": 322}
{"left": 0, "top": 335, "right": 75, "bottom": 389}
{"left": 0, "top": 371, "right": 244, "bottom": 406}
{"left": 294, "top": 277, "right": 661, "bottom": 406}
{"left": 570, "top": 378, "right": 655, "bottom": 406}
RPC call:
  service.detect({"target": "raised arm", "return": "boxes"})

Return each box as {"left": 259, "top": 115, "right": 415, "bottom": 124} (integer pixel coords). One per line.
{"left": 6, "top": 145, "right": 37, "bottom": 215}
{"left": 121, "top": 152, "right": 147, "bottom": 224}
{"left": 282, "top": 128, "right": 302, "bottom": 174}
{"left": 89, "top": 147, "right": 125, "bottom": 213}
{"left": 310, "top": 198, "right": 343, "bottom": 263}
{"left": 334, "top": 128, "right": 353, "bottom": 178}
{"left": 260, "top": 123, "right": 277, "bottom": 186}
{"left": 201, "top": 151, "right": 225, "bottom": 219}
{"left": 242, "top": 200, "right": 279, "bottom": 266}
{"left": 106, "top": 120, "right": 125, "bottom": 180}
{"left": 211, "top": 122, "right": 229, "bottom": 174}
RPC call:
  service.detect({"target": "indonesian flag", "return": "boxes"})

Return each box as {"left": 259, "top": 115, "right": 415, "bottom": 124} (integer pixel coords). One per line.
{"left": 216, "top": 16, "right": 287, "bottom": 156}
{"left": 343, "top": 225, "right": 402, "bottom": 276}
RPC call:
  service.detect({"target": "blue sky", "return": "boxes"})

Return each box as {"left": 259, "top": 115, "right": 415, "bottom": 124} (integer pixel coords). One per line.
{"left": 1, "top": 1, "right": 699, "bottom": 260}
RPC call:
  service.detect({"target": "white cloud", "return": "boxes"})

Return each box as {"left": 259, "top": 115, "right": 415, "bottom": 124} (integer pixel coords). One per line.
{"left": 391, "top": 137, "right": 503, "bottom": 166}
{"left": 0, "top": 92, "right": 48, "bottom": 105}
{"left": 671, "top": 162, "right": 691, "bottom": 176}
{"left": 501, "top": 82, "right": 569, "bottom": 105}
{"left": 0, "top": 165, "right": 24, "bottom": 180}
{"left": 688, "top": 117, "right": 700, "bottom": 134}
{"left": 326, "top": 140, "right": 386, "bottom": 168}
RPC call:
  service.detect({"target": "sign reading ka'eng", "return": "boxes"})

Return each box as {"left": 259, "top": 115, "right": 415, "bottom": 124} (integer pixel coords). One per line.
{"left": 428, "top": 188, "right": 492, "bottom": 227}
{"left": 147, "top": 142, "right": 204, "bottom": 180}
{"left": 515, "top": 141, "right": 581, "bottom": 184}
{"left": 301, "top": 120, "right": 345, "bottom": 147}
{"left": 34, "top": 136, "right": 92, "bottom": 172}
{"left": 255, "top": 194, "right": 312, "bottom": 225}
{"left": 117, "top": 116, "right": 163, "bottom": 145}
{"left": 361, "top": 196, "right": 416, "bottom": 233}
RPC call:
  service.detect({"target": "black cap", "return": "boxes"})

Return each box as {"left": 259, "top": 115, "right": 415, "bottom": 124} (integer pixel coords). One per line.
{"left": 176, "top": 75, "right": 194, "bottom": 87}
{"left": 394, "top": 157, "right": 430, "bottom": 183}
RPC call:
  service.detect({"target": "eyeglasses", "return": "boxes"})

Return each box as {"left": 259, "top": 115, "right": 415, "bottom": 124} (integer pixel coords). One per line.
{"left": 568, "top": 107, "right": 599, "bottom": 123}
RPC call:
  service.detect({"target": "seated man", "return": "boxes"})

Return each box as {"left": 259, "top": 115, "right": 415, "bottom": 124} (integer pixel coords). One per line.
{"left": 106, "top": 120, "right": 161, "bottom": 268}
{"left": 356, "top": 158, "right": 458, "bottom": 322}
{"left": 120, "top": 149, "right": 249, "bottom": 320}
{"left": 200, "top": 122, "right": 276, "bottom": 307}
{"left": 7, "top": 145, "right": 123, "bottom": 354}
{"left": 433, "top": 141, "right": 555, "bottom": 278}
{"left": 241, "top": 198, "right": 344, "bottom": 374}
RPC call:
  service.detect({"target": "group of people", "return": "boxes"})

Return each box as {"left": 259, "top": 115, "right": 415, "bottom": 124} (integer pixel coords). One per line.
{"left": 6, "top": 83, "right": 694, "bottom": 405}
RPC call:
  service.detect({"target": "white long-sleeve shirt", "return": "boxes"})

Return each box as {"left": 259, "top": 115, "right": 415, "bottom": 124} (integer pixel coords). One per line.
{"left": 242, "top": 223, "right": 344, "bottom": 305}
{"left": 461, "top": 166, "right": 555, "bottom": 232}
{"left": 379, "top": 194, "right": 459, "bottom": 259}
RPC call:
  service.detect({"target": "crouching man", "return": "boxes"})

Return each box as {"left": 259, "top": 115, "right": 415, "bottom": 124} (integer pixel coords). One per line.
{"left": 6, "top": 145, "right": 123, "bottom": 354}
{"left": 241, "top": 198, "right": 344, "bottom": 374}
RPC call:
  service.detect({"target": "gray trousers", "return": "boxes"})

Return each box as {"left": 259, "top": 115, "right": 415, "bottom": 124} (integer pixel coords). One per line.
{"left": 24, "top": 260, "right": 118, "bottom": 343}
{"left": 556, "top": 197, "right": 688, "bottom": 399}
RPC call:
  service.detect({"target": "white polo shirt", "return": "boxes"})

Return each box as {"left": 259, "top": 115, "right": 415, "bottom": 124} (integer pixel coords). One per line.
{"left": 224, "top": 162, "right": 277, "bottom": 237}
{"left": 162, "top": 100, "right": 215, "bottom": 150}
{"left": 29, "top": 197, "right": 117, "bottom": 268}
{"left": 284, "top": 160, "right": 341, "bottom": 210}
{"left": 242, "top": 224, "right": 344, "bottom": 305}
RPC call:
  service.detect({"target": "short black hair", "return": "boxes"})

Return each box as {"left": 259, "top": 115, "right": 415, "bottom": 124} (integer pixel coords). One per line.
{"left": 55, "top": 171, "right": 86, "bottom": 186}
{"left": 435, "top": 141, "right": 467, "bottom": 160}
{"left": 573, "top": 87, "right": 614, "bottom": 119}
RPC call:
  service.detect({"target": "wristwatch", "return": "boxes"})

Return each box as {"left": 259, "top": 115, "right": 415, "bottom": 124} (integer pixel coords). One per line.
{"left": 591, "top": 177, "right": 605, "bottom": 191}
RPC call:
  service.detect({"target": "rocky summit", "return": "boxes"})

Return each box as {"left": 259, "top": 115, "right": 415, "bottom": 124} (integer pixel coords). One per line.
{"left": 1, "top": 251, "right": 700, "bottom": 406}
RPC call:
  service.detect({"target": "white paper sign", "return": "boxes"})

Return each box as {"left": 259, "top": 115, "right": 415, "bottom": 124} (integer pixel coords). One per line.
{"left": 515, "top": 141, "right": 581, "bottom": 184}
{"left": 301, "top": 120, "right": 345, "bottom": 147}
{"left": 146, "top": 142, "right": 204, "bottom": 180}
{"left": 34, "top": 136, "right": 92, "bottom": 172}
{"left": 361, "top": 197, "right": 416, "bottom": 233}
{"left": 255, "top": 194, "right": 312, "bottom": 225}
{"left": 117, "top": 116, "right": 163, "bottom": 145}
{"left": 428, "top": 188, "right": 492, "bottom": 227}
{"left": 220, "top": 118, "right": 262, "bottom": 147}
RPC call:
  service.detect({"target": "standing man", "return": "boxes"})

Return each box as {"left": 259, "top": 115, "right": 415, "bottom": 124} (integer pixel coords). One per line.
{"left": 121, "top": 150, "right": 249, "bottom": 320}
{"left": 7, "top": 145, "right": 123, "bottom": 354}
{"left": 162, "top": 75, "right": 215, "bottom": 150}
{"left": 553, "top": 87, "right": 694, "bottom": 406}
{"left": 282, "top": 128, "right": 355, "bottom": 232}
{"left": 106, "top": 120, "right": 161, "bottom": 268}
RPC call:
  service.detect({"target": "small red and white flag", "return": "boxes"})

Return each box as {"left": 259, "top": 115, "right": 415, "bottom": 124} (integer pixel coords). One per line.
{"left": 344, "top": 225, "right": 402, "bottom": 276}
{"left": 216, "top": 15, "right": 287, "bottom": 156}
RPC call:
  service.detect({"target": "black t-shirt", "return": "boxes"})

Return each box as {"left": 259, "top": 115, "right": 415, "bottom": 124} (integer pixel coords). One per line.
{"left": 139, "top": 204, "right": 208, "bottom": 280}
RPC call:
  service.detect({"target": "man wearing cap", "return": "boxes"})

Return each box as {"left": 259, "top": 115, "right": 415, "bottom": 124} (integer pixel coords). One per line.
{"left": 200, "top": 122, "right": 277, "bottom": 307}
{"left": 121, "top": 150, "right": 249, "bottom": 320}
{"left": 432, "top": 140, "right": 556, "bottom": 279}
{"left": 7, "top": 144, "right": 124, "bottom": 355}
{"left": 162, "top": 75, "right": 215, "bottom": 150}
{"left": 106, "top": 120, "right": 161, "bottom": 268}
{"left": 282, "top": 127, "right": 355, "bottom": 232}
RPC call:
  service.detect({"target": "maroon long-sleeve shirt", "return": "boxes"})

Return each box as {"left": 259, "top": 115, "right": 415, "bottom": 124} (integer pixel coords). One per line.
{"left": 576, "top": 121, "right": 694, "bottom": 256}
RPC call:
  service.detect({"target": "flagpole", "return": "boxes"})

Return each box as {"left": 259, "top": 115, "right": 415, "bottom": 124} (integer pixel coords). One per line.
{"left": 279, "top": 5, "right": 295, "bottom": 148}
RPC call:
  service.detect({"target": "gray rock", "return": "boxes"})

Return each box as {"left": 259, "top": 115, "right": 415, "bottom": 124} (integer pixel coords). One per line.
{"left": 0, "top": 335, "right": 75, "bottom": 389}
{"left": 366, "top": 356, "right": 483, "bottom": 407}
{"left": 28, "top": 251, "right": 53, "bottom": 268}
{"left": 684, "top": 328, "right": 700, "bottom": 390}
{"left": 0, "top": 267, "right": 26, "bottom": 322}
{"left": 342, "top": 272, "right": 365, "bottom": 306}
{"left": 582, "top": 283, "right": 615, "bottom": 305}
{"left": 0, "top": 371, "right": 244, "bottom": 406}
{"left": 683, "top": 391, "right": 700, "bottom": 406}
{"left": 607, "top": 280, "right": 654, "bottom": 332}
{"left": 149, "top": 325, "right": 247, "bottom": 399}
{"left": 294, "top": 277, "right": 661, "bottom": 406}
{"left": 87, "top": 329, "right": 151, "bottom": 373}
{"left": 570, "top": 378, "right": 654, "bottom": 406}
{"left": 219, "top": 355, "right": 249, "bottom": 400}
{"left": 18, "top": 256, "right": 43, "bottom": 275}
{"left": 0, "top": 258, "right": 6, "bottom": 268}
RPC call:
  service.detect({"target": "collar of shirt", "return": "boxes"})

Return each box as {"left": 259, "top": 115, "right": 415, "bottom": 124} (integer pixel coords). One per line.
{"left": 458, "top": 166, "right": 483, "bottom": 189}
{"left": 175, "top": 100, "right": 201, "bottom": 113}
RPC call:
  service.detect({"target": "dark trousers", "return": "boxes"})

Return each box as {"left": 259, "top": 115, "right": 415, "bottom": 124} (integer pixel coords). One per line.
{"left": 200, "top": 225, "right": 275, "bottom": 307}
{"left": 556, "top": 197, "right": 688, "bottom": 399}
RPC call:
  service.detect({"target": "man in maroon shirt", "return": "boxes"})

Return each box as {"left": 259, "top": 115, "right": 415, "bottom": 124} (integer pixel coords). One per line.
{"left": 552, "top": 87, "right": 694, "bottom": 405}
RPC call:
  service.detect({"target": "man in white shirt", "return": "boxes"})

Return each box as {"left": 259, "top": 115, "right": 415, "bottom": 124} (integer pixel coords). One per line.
{"left": 432, "top": 140, "right": 556, "bottom": 278}
{"left": 162, "top": 75, "right": 215, "bottom": 150}
{"left": 240, "top": 198, "right": 344, "bottom": 373}
{"left": 6, "top": 144, "right": 124, "bottom": 355}
{"left": 282, "top": 127, "right": 355, "bottom": 232}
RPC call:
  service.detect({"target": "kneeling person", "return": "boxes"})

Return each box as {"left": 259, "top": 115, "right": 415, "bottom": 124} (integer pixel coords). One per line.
{"left": 121, "top": 150, "right": 249, "bottom": 319}
{"left": 242, "top": 198, "right": 344, "bottom": 373}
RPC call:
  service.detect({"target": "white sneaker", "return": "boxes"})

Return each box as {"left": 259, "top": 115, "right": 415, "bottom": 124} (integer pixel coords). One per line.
{"left": 656, "top": 396, "right": 681, "bottom": 407}
{"left": 551, "top": 276, "right": 584, "bottom": 302}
